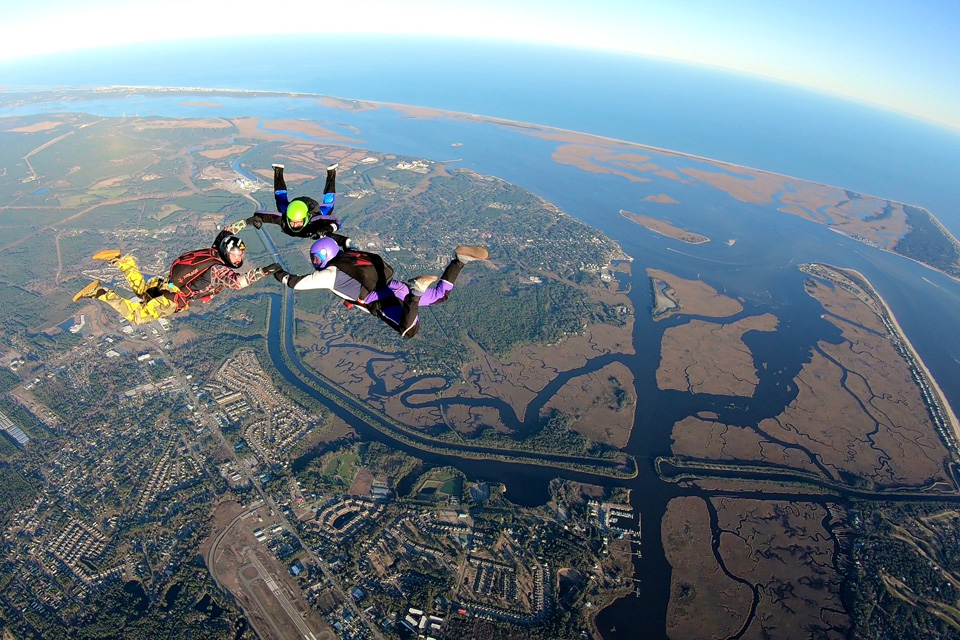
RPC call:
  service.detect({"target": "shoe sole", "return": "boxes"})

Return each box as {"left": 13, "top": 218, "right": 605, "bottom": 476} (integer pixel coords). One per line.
{"left": 73, "top": 280, "right": 101, "bottom": 302}
{"left": 92, "top": 249, "right": 121, "bottom": 262}
{"left": 455, "top": 246, "right": 488, "bottom": 261}
{"left": 411, "top": 276, "right": 439, "bottom": 293}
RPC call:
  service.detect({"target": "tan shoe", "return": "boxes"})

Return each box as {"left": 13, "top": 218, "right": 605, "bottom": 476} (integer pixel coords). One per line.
{"left": 73, "top": 280, "right": 105, "bottom": 302}
{"left": 410, "top": 275, "right": 439, "bottom": 293}
{"left": 454, "top": 245, "right": 488, "bottom": 262}
{"left": 92, "top": 249, "right": 121, "bottom": 264}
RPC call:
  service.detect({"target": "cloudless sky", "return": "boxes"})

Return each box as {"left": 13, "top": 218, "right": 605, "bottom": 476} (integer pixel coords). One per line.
{"left": 1, "top": 0, "right": 958, "bottom": 130}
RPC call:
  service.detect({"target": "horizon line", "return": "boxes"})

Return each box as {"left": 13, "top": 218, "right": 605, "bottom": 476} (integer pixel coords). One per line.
{"left": 0, "top": 34, "right": 958, "bottom": 135}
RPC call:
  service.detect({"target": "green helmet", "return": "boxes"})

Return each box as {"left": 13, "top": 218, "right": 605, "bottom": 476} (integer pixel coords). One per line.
{"left": 286, "top": 200, "right": 309, "bottom": 231}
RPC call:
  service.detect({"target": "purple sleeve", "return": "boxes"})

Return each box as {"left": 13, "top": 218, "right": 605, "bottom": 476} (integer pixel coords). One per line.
{"left": 308, "top": 214, "right": 339, "bottom": 225}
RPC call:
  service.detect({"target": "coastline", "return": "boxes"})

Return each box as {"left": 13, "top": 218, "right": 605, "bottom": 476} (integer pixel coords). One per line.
{"left": 828, "top": 225, "right": 960, "bottom": 286}
{"left": 6, "top": 84, "right": 953, "bottom": 217}
{"left": 802, "top": 263, "right": 960, "bottom": 456}
{"left": 840, "top": 266, "right": 960, "bottom": 452}
{"left": 13, "top": 83, "right": 955, "bottom": 282}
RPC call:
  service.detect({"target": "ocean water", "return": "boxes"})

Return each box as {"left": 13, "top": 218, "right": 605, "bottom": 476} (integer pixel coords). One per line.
{"left": 2, "top": 35, "right": 959, "bottom": 235}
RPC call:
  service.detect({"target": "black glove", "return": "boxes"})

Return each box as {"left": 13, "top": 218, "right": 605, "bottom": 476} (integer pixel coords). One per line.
{"left": 310, "top": 220, "right": 340, "bottom": 239}
{"left": 246, "top": 216, "right": 262, "bottom": 229}
{"left": 262, "top": 263, "right": 282, "bottom": 275}
{"left": 273, "top": 269, "right": 289, "bottom": 282}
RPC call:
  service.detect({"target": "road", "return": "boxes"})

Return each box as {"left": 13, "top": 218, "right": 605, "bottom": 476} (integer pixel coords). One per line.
{"left": 243, "top": 545, "right": 319, "bottom": 640}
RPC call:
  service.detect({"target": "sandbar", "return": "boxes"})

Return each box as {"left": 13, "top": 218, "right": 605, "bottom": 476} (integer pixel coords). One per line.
{"left": 620, "top": 209, "right": 708, "bottom": 244}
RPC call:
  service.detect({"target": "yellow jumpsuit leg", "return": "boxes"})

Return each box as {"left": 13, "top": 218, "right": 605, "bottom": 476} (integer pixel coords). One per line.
{"left": 116, "top": 255, "right": 149, "bottom": 297}
{"left": 96, "top": 290, "right": 178, "bottom": 325}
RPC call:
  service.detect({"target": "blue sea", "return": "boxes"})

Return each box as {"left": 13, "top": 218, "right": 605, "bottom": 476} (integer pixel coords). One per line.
{"left": 3, "top": 35, "right": 960, "bottom": 235}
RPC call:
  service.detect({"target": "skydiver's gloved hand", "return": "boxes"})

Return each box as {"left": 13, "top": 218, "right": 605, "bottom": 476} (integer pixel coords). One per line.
{"left": 262, "top": 263, "right": 282, "bottom": 275}
{"left": 245, "top": 216, "right": 262, "bottom": 229}
{"left": 247, "top": 263, "right": 282, "bottom": 282}
{"left": 225, "top": 219, "right": 246, "bottom": 234}
{"left": 310, "top": 218, "right": 341, "bottom": 239}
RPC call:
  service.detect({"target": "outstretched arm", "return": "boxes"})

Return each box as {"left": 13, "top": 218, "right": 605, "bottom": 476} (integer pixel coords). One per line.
{"left": 225, "top": 211, "right": 284, "bottom": 234}
{"left": 247, "top": 210, "right": 284, "bottom": 229}
{"left": 328, "top": 233, "right": 353, "bottom": 248}
{"left": 210, "top": 263, "right": 281, "bottom": 290}
{"left": 274, "top": 268, "right": 336, "bottom": 291}
{"left": 305, "top": 215, "right": 341, "bottom": 238}
{"left": 224, "top": 219, "right": 247, "bottom": 234}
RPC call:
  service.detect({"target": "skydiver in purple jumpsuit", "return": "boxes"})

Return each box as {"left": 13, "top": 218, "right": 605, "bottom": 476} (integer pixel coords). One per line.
{"left": 272, "top": 237, "right": 489, "bottom": 338}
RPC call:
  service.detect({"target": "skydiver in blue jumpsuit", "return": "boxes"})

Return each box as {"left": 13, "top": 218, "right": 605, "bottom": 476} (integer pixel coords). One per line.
{"left": 226, "top": 163, "right": 346, "bottom": 242}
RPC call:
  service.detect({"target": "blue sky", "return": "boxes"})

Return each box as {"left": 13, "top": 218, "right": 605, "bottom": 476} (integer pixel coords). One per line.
{"left": 1, "top": 0, "right": 958, "bottom": 130}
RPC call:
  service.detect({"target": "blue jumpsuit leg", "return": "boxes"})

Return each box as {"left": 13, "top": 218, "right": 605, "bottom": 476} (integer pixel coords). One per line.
{"left": 274, "top": 165, "right": 289, "bottom": 214}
